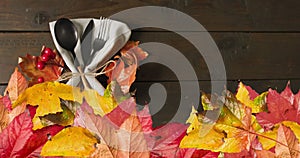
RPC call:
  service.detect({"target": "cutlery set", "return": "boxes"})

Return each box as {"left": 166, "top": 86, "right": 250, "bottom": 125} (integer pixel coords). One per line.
{"left": 54, "top": 17, "right": 110, "bottom": 67}
{"left": 49, "top": 17, "right": 131, "bottom": 95}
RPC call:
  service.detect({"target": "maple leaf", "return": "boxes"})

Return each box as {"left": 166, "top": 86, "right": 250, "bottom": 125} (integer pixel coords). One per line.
{"left": 19, "top": 50, "right": 64, "bottom": 86}
{"left": 41, "top": 127, "right": 98, "bottom": 157}
{"left": 258, "top": 122, "right": 300, "bottom": 157}
{"left": 0, "top": 111, "right": 63, "bottom": 157}
{"left": 12, "top": 82, "right": 82, "bottom": 130}
{"left": 236, "top": 82, "right": 268, "bottom": 113}
{"left": 4, "top": 67, "right": 28, "bottom": 102}
{"left": 106, "top": 41, "right": 148, "bottom": 94}
{"left": 74, "top": 98, "right": 150, "bottom": 157}
{"left": 180, "top": 91, "right": 263, "bottom": 153}
{"left": 137, "top": 105, "right": 199, "bottom": 158}
{"left": 256, "top": 83, "right": 300, "bottom": 130}
{"left": 1, "top": 68, "right": 28, "bottom": 124}
{"left": 83, "top": 84, "right": 118, "bottom": 117}
{"left": 0, "top": 95, "right": 26, "bottom": 132}
{"left": 275, "top": 124, "right": 300, "bottom": 157}
{"left": 12, "top": 82, "right": 82, "bottom": 117}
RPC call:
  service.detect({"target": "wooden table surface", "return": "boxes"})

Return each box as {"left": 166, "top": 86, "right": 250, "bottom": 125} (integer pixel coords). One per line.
{"left": 0, "top": 0, "right": 299, "bottom": 125}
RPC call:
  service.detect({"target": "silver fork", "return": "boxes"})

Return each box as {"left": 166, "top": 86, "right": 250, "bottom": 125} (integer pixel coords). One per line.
{"left": 88, "top": 17, "right": 111, "bottom": 64}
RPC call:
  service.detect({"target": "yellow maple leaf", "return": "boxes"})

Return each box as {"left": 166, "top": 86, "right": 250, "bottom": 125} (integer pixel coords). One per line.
{"left": 32, "top": 116, "right": 44, "bottom": 130}
{"left": 41, "top": 127, "right": 98, "bottom": 157}
{"left": 180, "top": 107, "right": 255, "bottom": 153}
{"left": 12, "top": 81, "right": 119, "bottom": 130}
{"left": 180, "top": 91, "right": 262, "bottom": 153}
{"left": 83, "top": 85, "right": 117, "bottom": 116}
{"left": 12, "top": 82, "right": 83, "bottom": 117}
{"left": 180, "top": 106, "right": 225, "bottom": 150}
{"left": 236, "top": 82, "right": 267, "bottom": 113}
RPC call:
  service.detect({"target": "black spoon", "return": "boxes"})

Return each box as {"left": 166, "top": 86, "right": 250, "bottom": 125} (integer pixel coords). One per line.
{"left": 54, "top": 18, "right": 78, "bottom": 59}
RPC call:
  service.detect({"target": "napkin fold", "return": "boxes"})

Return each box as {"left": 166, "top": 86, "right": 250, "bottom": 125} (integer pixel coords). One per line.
{"left": 49, "top": 18, "right": 131, "bottom": 95}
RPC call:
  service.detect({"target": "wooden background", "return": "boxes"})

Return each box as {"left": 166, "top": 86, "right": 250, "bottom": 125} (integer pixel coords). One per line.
{"left": 0, "top": 0, "right": 299, "bottom": 125}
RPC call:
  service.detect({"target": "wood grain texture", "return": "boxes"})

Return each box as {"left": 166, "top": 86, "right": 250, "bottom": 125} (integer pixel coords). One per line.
{"left": 0, "top": 32, "right": 300, "bottom": 83}
{"left": 132, "top": 32, "right": 300, "bottom": 81}
{"left": 0, "top": 0, "right": 299, "bottom": 31}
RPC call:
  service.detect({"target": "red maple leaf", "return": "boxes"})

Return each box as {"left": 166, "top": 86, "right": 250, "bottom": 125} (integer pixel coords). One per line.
{"left": 244, "top": 84, "right": 259, "bottom": 100}
{"left": 256, "top": 83, "right": 300, "bottom": 130}
{"left": 0, "top": 110, "right": 63, "bottom": 157}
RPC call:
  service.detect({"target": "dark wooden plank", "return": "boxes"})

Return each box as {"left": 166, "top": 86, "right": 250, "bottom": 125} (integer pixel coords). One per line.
{"left": 1, "top": 32, "right": 300, "bottom": 83}
{"left": 132, "top": 79, "right": 300, "bottom": 126}
{"left": 0, "top": 0, "right": 299, "bottom": 31}
{"left": 133, "top": 32, "right": 300, "bottom": 81}
{"left": 0, "top": 85, "right": 6, "bottom": 95}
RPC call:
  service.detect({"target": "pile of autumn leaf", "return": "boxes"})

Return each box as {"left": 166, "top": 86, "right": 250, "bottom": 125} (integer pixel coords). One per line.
{"left": 0, "top": 41, "right": 300, "bottom": 158}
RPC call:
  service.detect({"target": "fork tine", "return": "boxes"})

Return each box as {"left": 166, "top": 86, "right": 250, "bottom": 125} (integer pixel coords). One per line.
{"left": 97, "top": 16, "right": 103, "bottom": 38}
{"left": 101, "top": 18, "right": 106, "bottom": 40}
{"left": 104, "top": 19, "right": 111, "bottom": 40}
{"left": 100, "top": 17, "right": 106, "bottom": 40}
{"left": 87, "top": 17, "right": 110, "bottom": 66}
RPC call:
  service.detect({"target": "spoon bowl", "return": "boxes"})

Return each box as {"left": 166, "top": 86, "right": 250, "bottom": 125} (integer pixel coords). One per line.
{"left": 54, "top": 18, "right": 78, "bottom": 58}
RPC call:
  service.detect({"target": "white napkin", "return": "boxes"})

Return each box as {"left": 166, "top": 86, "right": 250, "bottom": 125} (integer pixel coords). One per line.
{"left": 49, "top": 18, "right": 131, "bottom": 95}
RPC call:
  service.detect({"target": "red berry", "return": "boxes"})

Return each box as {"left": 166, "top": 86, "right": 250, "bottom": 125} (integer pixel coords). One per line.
{"left": 41, "top": 54, "right": 50, "bottom": 62}
{"left": 37, "top": 61, "right": 45, "bottom": 70}
{"left": 38, "top": 77, "right": 44, "bottom": 83}
{"left": 43, "top": 47, "right": 53, "bottom": 56}
{"left": 43, "top": 47, "right": 56, "bottom": 59}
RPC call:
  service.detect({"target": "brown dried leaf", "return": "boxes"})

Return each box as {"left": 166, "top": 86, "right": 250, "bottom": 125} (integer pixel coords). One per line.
{"left": 275, "top": 124, "right": 300, "bottom": 158}
{"left": 4, "top": 68, "right": 28, "bottom": 101}
{"left": 106, "top": 41, "right": 148, "bottom": 94}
